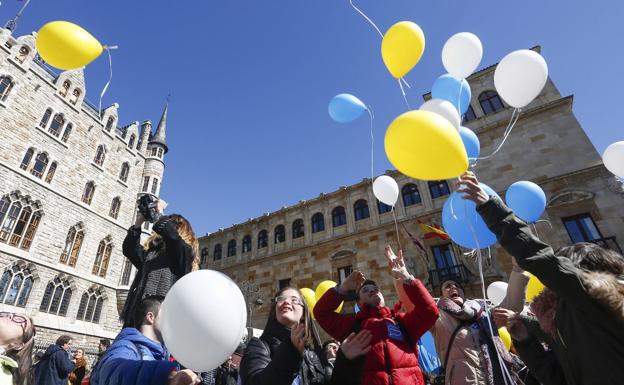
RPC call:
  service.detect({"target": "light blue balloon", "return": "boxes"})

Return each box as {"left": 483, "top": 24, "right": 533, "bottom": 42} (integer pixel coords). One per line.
{"left": 431, "top": 74, "right": 472, "bottom": 114}
{"left": 505, "top": 181, "right": 546, "bottom": 223}
{"left": 459, "top": 126, "right": 480, "bottom": 164}
{"left": 328, "top": 93, "right": 367, "bottom": 123}
{"left": 442, "top": 184, "right": 499, "bottom": 249}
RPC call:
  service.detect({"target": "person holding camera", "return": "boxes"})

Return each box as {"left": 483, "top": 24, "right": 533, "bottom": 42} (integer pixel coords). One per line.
{"left": 120, "top": 196, "right": 199, "bottom": 327}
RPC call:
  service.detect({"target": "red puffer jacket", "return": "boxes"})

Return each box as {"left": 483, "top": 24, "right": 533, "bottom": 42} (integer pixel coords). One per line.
{"left": 314, "top": 279, "right": 439, "bottom": 385}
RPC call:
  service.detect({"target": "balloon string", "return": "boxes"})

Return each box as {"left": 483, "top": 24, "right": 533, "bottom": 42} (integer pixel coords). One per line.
{"left": 477, "top": 108, "right": 521, "bottom": 160}
{"left": 531, "top": 223, "right": 540, "bottom": 238}
{"left": 398, "top": 80, "right": 411, "bottom": 110}
{"left": 535, "top": 219, "right": 553, "bottom": 229}
{"left": 98, "top": 48, "right": 114, "bottom": 117}
{"left": 348, "top": 0, "right": 384, "bottom": 38}
{"left": 367, "top": 107, "right": 374, "bottom": 186}
{"left": 401, "top": 78, "right": 411, "bottom": 89}
{"left": 392, "top": 207, "right": 401, "bottom": 251}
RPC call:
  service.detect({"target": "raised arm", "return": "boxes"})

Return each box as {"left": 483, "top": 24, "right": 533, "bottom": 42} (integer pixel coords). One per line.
{"left": 152, "top": 215, "right": 194, "bottom": 276}
{"left": 122, "top": 218, "right": 147, "bottom": 269}
{"left": 313, "top": 272, "right": 361, "bottom": 341}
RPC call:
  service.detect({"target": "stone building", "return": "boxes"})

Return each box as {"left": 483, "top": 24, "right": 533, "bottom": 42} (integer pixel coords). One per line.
{"left": 200, "top": 46, "right": 624, "bottom": 331}
{"left": 0, "top": 26, "right": 169, "bottom": 356}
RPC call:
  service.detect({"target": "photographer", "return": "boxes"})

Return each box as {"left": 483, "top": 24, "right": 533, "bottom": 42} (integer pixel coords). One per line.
{"left": 120, "top": 195, "right": 199, "bottom": 327}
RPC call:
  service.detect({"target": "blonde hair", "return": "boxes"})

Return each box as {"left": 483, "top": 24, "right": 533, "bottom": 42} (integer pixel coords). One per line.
{"left": 143, "top": 214, "right": 200, "bottom": 271}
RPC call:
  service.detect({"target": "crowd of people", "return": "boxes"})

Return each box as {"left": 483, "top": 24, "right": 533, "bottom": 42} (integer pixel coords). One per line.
{"left": 2, "top": 172, "right": 623, "bottom": 385}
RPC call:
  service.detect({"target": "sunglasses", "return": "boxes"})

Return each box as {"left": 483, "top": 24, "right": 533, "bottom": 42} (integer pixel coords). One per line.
{"left": 0, "top": 312, "right": 29, "bottom": 333}
{"left": 274, "top": 296, "right": 304, "bottom": 307}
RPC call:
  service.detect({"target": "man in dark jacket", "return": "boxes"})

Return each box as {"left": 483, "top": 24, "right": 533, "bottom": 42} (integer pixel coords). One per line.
{"left": 459, "top": 171, "right": 624, "bottom": 385}
{"left": 90, "top": 296, "right": 198, "bottom": 385}
{"left": 34, "top": 335, "right": 75, "bottom": 385}
{"left": 214, "top": 356, "right": 238, "bottom": 385}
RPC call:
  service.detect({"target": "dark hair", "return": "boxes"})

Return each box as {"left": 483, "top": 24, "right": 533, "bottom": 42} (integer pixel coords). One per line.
{"left": 265, "top": 287, "right": 321, "bottom": 350}
{"left": 440, "top": 280, "right": 464, "bottom": 296}
{"left": 99, "top": 338, "right": 111, "bottom": 348}
{"left": 133, "top": 295, "right": 164, "bottom": 328}
{"left": 556, "top": 243, "right": 624, "bottom": 276}
{"left": 322, "top": 339, "right": 339, "bottom": 351}
{"left": 7, "top": 316, "right": 35, "bottom": 385}
{"left": 356, "top": 279, "right": 378, "bottom": 301}
{"left": 55, "top": 335, "right": 72, "bottom": 346}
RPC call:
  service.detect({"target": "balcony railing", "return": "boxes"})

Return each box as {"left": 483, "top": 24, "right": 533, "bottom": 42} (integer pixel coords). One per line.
{"left": 427, "top": 263, "right": 471, "bottom": 289}
{"left": 588, "top": 236, "right": 622, "bottom": 254}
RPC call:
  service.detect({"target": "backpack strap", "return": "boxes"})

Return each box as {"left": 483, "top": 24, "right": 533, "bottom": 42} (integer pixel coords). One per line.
{"left": 442, "top": 322, "right": 465, "bottom": 373}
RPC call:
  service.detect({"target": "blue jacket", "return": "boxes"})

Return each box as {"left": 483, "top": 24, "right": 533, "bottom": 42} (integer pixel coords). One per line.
{"left": 91, "top": 328, "right": 177, "bottom": 385}
{"left": 34, "top": 344, "right": 75, "bottom": 385}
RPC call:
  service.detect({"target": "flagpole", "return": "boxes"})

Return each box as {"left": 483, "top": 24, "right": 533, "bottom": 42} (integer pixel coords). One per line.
{"left": 5, "top": 0, "right": 32, "bottom": 32}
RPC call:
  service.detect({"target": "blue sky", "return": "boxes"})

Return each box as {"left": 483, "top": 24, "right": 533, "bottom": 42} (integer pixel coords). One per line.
{"left": 4, "top": 1, "right": 623, "bottom": 235}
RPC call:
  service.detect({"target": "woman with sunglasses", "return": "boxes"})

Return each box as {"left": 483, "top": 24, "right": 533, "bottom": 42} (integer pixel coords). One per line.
{"left": 239, "top": 287, "right": 372, "bottom": 385}
{"left": 0, "top": 312, "right": 36, "bottom": 385}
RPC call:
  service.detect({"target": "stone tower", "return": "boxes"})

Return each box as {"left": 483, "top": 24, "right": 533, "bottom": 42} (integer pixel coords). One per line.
{"left": 140, "top": 103, "right": 168, "bottom": 200}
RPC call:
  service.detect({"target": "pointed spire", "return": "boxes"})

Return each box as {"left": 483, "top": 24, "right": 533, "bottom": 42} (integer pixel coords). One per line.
{"left": 149, "top": 100, "right": 168, "bottom": 153}
{"left": 5, "top": 0, "right": 32, "bottom": 32}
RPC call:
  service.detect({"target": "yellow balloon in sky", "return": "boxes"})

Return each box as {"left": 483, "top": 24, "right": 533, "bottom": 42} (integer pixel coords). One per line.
{"left": 300, "top": 288, "right": 317, "bottom": 319}
{"left": 498, "top": 327, "right": 512, "bottom": 351}
{"left": 36, "top": 21, "right": 103, "bottom": 70}
{"left": 384, "top": 110, "right": 468, "bottom": 180}
{"left": 525, "top": 273, "right": 545, "bottom": 302}
{"left": 315, "top": 280, "right": 343, "bottom": 313}
{"left": 381, "top": 21, "right": 425, "bottom": 79}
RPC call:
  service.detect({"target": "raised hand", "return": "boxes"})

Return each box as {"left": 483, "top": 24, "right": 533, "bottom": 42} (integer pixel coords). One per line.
{"left": 340, "top": 330, "right": 373, "bottom": 360}
{"left": 169, "top": 369, "right": 200, "bottom": 385}
{"left": 457, "top": 171, "right": 489, "bottom": 206}
{"left": 492, "top": 307, "right": 516, "bottom": 329}
{"left": 339, "top": 271, "right": 365, "bottom": 293}
{"left": 385, "top": 245, "right": 411, "bottom": 281}
{"left": 507, "top": 314, "right": 529, "bottom": 342}
{"left": 290, "top": 323, "right": 308, "bottom": 355}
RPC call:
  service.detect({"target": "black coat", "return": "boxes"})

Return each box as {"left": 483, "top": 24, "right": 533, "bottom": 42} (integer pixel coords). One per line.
{"left": 34, "top": 345, "right": 75, "bottom": 385}
{"left": 477, "top": 197, "right": 624, "bottom": 385}
{"left": 120, "top": 215, "right": 194, "bottom": 325}
{"left": 215, "top": 365, "right": 238, "bottom": 385}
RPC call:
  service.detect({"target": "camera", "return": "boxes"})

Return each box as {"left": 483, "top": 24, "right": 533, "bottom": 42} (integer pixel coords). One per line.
{"left": 137, "top": 194, "right": 162, "bottom": 223}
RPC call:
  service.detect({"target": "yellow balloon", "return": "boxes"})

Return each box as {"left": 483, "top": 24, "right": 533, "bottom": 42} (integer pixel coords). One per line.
{"left": 526, "top": 273, "right": 545, "bottom": 302}
{"left": 36, "top": 21, "right": 103, "bottom": 70}
{"left": 315, "top": 280, "right": 343, "bottom": 313}
{"left": 384, "top": 110, "right": 468, "bottom": 180}
{"left": 498, "top": 327, "right": 512, "bottom": 351}
{"left": 300, "top": 288, "right": 317, "bottom": 319}
{"left": 381, "top": 21, "right": 425, "bottom": 79}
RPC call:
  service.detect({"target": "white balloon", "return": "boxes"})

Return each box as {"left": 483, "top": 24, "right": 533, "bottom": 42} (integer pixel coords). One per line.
{"left": 487, "top": 281, "right": 508, "bottom": 306}
{"left": 373, "top": 175, "right": 399, "bottom": 206}
{"left": 161, "top": 270, "right": 247, "bottom": 371}
{"left": 442, "top": 32, "right": 483, "bottom": 79}
{"left": 494, "top": 50, "right": 548, "bottom": 108}
{"left": 603, "top": 141, "right": 624, "bottom": 177}
{"left": 419, "top": 99, "right": 461, "bottom": 130}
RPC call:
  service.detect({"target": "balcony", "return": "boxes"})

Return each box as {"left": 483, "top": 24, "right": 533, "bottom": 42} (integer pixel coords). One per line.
{"left": 588, "top": 236, "right": 622, "bottom": 254}
{"left": 427, "top": 264, "right": 471, "bottom": 289}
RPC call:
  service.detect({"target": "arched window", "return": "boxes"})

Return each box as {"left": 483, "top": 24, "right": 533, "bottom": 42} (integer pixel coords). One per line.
{"left": 128, "top": 134, "right": 136, "bottom": 149}
{"left": 157, "top": 148, "right": 164, "bottom": 158}
{"left": 200, "top": 248, "right": 209, "bottom": 265}
{"left": 311, "top": 213, "right": 325, "bottom": 233}
{"left": 119, "top": 163, "right": 130, "bottom": 183}
{"left": 292, "top": 219, "right": 304, "bottom": 239}
{"left": 60, "top": 223, "right": 84, "bottom": 267}
{"left": 19, "top": 148, "right": 34, "bottom": 170}
{"left": 353, "top": 200, "right": 370, "bottom": 221}
{"left": 227, "top": 239, "right": 237, "bottom": 257}
{"left": 142, "top": 177, "right": 150, "bottom": 192}
{"left": 332, "top": 206, "right": 346, "bottom": 227}
{"left": 76, "top": 288, "right": 104, "bottom": 323}
{"left": 377, "top": 200, "right": 392, "bottom": 214}
{"left": 151, "top": 147, "right": 158, "bottom": 157}
{"left": 82, "top": 182, "right": 95, "bottom": 205}
{"left": 242, "top": 235, "right": 252, "bottom": 253}
{"left": 258, "top": 230, "right": 268, "bottom": 249}
{"left": 479, "top": 91, "right": 505, "bottom": 115}
{"left": 402, "top": 184, "right": 421, "bottom": 206}
{"left": 105, "top": 117, "right": 115, "bottom": 132}
{"left": 93, "top": 145, "right": 106, "bottom": 166}
{"left": 48, "top": 113, "right": 64, "bottom": 137}
{"left": 428, "top": 181, "right": 450, "bottom": 199}
{"left": 15, "top": 45, "right": 30, "bottom": 64}
{"left": 463, "top": 105, "right": 477, "bottom": 123}
{"left": 274, "top": 225, "right": 285, "bottom": 244}
{"left": 213, "top": 244, "right": 222, "bottom": 261}
{"left": 61, "top": 123, "right": 72, "bottom": 143}
{"left": 39, "top": 108, "right": 52, "bottom": 129}
{"left": 121, "top": 259, "right": 133, "bottom": 285}
{"left": 109, "top": 197, "right": 121, "bottom": 219}
{"left": 30, "top": 152, "right": 48, "bottom": 178}
{"left": 0, "top": 76, "right": 14, "bottom": 102}
{"left": 39, "top": 277, "right": 72, "bottom": 316}
{"left": 69, "top": 89, "right": 81, "bottom": 106}
{"left": 0, "top": 264, "right": 34, "bottom": 307}
{"left": 59, "top": 80, "right": 70, "bottom": 97}
{"left": 45, "top": 162, "right": 57, "bottom": 183}
{"left": 92, "top": 237, "right": 113, "bottom": 278}
{"left": 151, "top": 178, "right": 159, "bottom": 195}
{"left": 0, "top": 194, "right": 42, "bottom": 251}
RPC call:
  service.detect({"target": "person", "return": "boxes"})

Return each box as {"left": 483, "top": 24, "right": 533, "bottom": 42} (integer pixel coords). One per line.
{"left": 92, "top": 339, "right": 110, "bottom": 370}
{"left": 34, "top": 335, "right": 75, "bottom": 385}
{"left": 90, "top": 296, "right": 198, "bottom": 385}
{"left": 314, "top": 246, "right": 439, "bottom": 385}
{"left": 460, "top": 171, "right": 624, "bottom": 385}
{"left": 239, "top": 286, "right": 372, "bottom": 385}
{"left": 321, "top": 340, "right": 339, "bottom": 379}
{"left": 214, "top": 357, "right": 237, "bottom": 385}
{"left": 120, "top": 199, "right": 199, "bottom": 326}
{"left": 68, "top": 349, "right": 88, "bottom": 385}
{"left": 0, "top": 312, "right": 35, "bottom": 385}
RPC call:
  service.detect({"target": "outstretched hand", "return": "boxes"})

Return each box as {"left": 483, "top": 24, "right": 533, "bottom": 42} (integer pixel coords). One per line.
{"left": 340, "top": 330, "right": 373, "bottom": 360}
{"left": 339, "top": 271, "right": 365, "bottom": 293}
{"left": 385, "top": 245, "right": 411, "bottom": 281}
{"left": 457, "top": 171, "right": 490, "bottom": 206}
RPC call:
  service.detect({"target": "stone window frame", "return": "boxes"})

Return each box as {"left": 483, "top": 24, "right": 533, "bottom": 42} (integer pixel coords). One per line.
{"left": 0, "top": 75, "right": 15, "bottom": 102}
{"left": 292, "top": 219, "right": 304, "bottom": 239}
{"left": 105, "top": 116, "right": 115, "bottom": 132}
{"left": 109, "top": 197, "right": 121, "bottom": 219}
{"left": 402, "top": 184, "right": 422, "bottom": 207}
{"left": 120, "top": 259, "right": 133, "bottom": 286}
{"left": 128, "top": 134, "right": 136, "bottom": 149}
{"left": 311, "top": 212, "right": 325, "bottom": 233}
{"left": 39, "top": 277, "right": 72, "bottom": 316}
{"left": 76, "top": 287, "right": 105, "bottom": 323}
{"left": 92, "top": 236, "right": 113, "bottom": 278}
{"left": 15, "top": 45, "right": 30, "bottom": 64}
{"left": 257, "top": 230, "right": 268, "bottom": 249}
{"left": 93, "top": 144, "right": 106, "bottom": 167}
{"left": 478, "top": 90, "right": 505, "bottom": 115}
{"left": 274, "top": 225, "right": 286, "bottom": 244}
{"left": 0, "top": 264, "right": 34, "bottom": 307}
{"left": 213, "top": 244, "right": 223, "bottom": 261}
{"left": 353, "top": 199, "right": 370, "bottom": 221}
{"left": 242, "top": 235, "right": 252, "bottom": 253}
{"left": 428, "top": 181, "right": 450, "bottom": 200}
{"left": 377, "top": 199, "right": 392, "bottom": 215}
{"left": 119, "top": 162, "right": 130, "bottom": 183}
{"left": 331, "top": 206, "right": 347, "bottom": 227}
{"left": 82, "top": 182, "right": 96, "bottom": 205}
{"left": 60, "top": 223, "right": 85, "bottom": 267}
{"left": 0, "top": 192, "right": 43, "bottom": 251}
{"left": 227, "top": 239, "right": 237, "bottom": 257}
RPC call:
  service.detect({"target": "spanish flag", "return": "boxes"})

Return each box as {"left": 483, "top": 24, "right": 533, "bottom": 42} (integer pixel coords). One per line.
{"left": 417, "top": 220, "right": 450, "bottom": 241}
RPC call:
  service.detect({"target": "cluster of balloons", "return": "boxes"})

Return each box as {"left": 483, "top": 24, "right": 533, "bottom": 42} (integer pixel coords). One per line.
{"left": 487, "top": 272, "right": 546, "bottom": 305}
{"left": 160, "top": 270, "right": 247, "bottom": 371}
{"left": 36, "top": 21, "right": 104, "bottom": 70}
{"left": 603, "top": 141, "right": 624, "bottom": 178}
{"left": 301, "top": 280, "right": 344, "bottom": 319}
